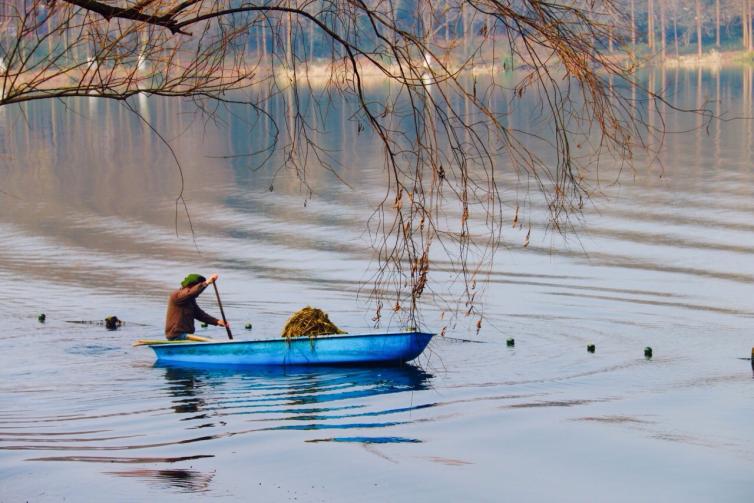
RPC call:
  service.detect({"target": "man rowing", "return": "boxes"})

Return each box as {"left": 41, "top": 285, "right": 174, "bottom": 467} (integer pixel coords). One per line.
{"left": 165, "top": 273, "right": 229, "bottom": 340}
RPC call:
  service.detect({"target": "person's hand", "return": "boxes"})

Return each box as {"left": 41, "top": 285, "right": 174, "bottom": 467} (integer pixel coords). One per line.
{"left": 217, "top": 319, "right": 229, "bottom": 328}
{"left": 205, "top": 273, "right": 219, "bottom": 285}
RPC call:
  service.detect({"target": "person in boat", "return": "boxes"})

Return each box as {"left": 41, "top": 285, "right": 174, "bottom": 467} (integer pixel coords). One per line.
{"left": 165, "top": 273, "right": 229, "bottom": 340}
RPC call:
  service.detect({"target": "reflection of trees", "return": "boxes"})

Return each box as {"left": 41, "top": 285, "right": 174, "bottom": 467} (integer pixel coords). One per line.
{"left": 0, "top": 96, "right": 235, "bottom": 295}
{"left": 1, "top": 98, "right": 230, "bottom": 219}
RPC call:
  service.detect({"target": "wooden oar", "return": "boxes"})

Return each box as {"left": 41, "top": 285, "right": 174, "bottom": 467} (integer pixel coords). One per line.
{"left": 133, "top": 339, "right": 188, "bottom": 347}
{"left": 212, "top": 282, "right": 233, "bottom": 340}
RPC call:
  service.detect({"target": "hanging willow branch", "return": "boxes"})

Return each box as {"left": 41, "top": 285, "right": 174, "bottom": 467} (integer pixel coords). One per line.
{"left": 0, "top": 0, "right": 673, "bottom": 330}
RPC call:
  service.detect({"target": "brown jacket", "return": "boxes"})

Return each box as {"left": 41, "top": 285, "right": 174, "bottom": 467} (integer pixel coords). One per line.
{"left": 164, "top": 283, "right": 219, "bottom": 339}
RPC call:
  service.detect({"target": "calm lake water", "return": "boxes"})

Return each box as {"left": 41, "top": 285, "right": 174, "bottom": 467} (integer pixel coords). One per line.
{"left": 1, "top": 67, "right": 754, "bottom": 502}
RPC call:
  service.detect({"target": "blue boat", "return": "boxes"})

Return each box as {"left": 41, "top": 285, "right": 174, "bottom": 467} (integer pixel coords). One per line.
{"left": 143, "top": 331, "right": 434, "bottom": 366}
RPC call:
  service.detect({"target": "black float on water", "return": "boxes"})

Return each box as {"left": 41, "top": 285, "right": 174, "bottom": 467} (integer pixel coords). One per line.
{"left": 38, "top": 313, "right": 46, "bottom": 323}
{"left": 587, "top": 344, "right": 595, "bottom": 353}
{"left": 201, "top": 322, "right": 208, "bottom": 328}
{"left": 644, "top": 346, "right": 653, "bottom": 359}
{"left": 245, "top": 323, "right": 253, "bottom": 330}
{"left": 104, "top": 316, "right": 122, "bottom": 330}
{"left": 506, "top": 338, "right": 515, "bottom": 347}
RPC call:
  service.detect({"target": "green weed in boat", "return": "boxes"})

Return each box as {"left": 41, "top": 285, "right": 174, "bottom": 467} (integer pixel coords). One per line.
{"left": 281, "top": 306, "right": 346, "bottom": 339}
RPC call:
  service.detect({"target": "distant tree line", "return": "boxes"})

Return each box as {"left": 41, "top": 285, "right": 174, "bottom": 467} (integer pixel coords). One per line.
{"left": 619, "top": 0, "right": 753, "bottom": 57}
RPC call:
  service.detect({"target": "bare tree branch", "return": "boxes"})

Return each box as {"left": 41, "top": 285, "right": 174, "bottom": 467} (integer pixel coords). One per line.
{"left": 0, "top": 0, "right": 687, "bottom": 330}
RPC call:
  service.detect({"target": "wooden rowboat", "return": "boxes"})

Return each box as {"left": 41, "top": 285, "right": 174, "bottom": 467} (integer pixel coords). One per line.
{"left": 136, "top": 331, "right": 434, "bottom": 366}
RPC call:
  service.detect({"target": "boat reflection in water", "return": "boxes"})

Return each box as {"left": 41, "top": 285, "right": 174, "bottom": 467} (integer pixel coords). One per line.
{"left": 104, "top": 364, "right": 432, "bottom": 493}
{"left": 158, "top": 363, "right": 435, "bottom": 433}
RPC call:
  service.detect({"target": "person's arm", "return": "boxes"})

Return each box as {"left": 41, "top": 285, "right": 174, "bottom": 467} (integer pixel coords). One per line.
{"left": 195, "top": 305, "right": 220, "bottom": 327}
{"left": 172, "top": 282, "right": 208, "bottom": 304}
{"left": 173, "top": 274, "right": 219, "bottom": 304}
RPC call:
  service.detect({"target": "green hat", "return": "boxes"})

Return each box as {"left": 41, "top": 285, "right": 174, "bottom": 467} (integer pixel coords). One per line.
{"left": 181, "top": 273, "right": 206, "bottom": 288}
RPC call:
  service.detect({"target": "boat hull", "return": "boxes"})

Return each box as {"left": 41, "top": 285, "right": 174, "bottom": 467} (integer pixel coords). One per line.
{"left": 147, "top": 332, "right": 434, "bottom": 366}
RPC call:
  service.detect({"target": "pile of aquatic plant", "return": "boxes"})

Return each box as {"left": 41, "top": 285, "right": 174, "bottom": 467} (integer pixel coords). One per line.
{"left": 281, "top": 307, "right": 346, "bottom": 339}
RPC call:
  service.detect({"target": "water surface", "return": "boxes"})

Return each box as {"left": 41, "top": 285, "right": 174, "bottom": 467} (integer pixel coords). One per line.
{"left": 1, "top": 67, "right": 754, "bottom": 502}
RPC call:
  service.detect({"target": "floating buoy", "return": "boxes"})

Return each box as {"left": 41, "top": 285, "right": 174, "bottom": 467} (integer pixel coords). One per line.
{"left": 506, "top": 338, "right": 515, "bottom": 347}
{"left": 201, "top": 322, "right": 208, "bottom": 328}
{"left": 245, "top": 323, "right": 253, "bottom": 330}
{"left": 644, "top": 346, "right": 653, "bottom": 359}
{"left": 587, "top": 344, "right": 595, "bottom": 353}
{"left": 38, "top": 313, "right": 46, "bottom": 323}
